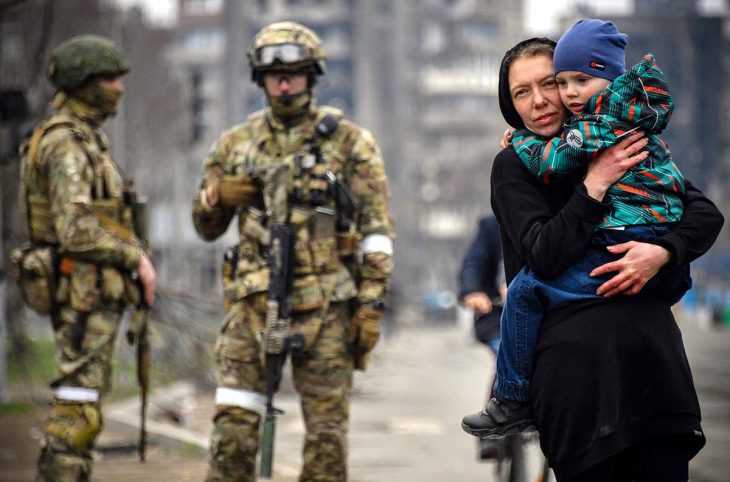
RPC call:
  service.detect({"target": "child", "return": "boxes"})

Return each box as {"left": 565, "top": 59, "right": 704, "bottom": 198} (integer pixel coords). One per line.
{"left": 462, "top": 19, "right": 692, "bottom": 438}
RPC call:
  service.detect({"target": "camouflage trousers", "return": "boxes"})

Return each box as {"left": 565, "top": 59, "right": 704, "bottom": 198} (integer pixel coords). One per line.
{"left": 36, "top": 303, "right": 124, "bottom": 482}
{"left": 206, "top": 294, "right": 354, "bottom": 482}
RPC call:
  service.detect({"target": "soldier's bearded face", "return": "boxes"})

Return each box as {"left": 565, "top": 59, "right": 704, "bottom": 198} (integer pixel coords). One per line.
{"left": 96, "top": 77, "right": 124, "bottom": 116}
{"left": 73, "top": 76, "right": 125, "bottom": 118}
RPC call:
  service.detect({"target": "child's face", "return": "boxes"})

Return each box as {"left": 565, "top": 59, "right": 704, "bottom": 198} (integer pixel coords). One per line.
{"left": 555, "top": 71, "right": 611, "bottom": 115}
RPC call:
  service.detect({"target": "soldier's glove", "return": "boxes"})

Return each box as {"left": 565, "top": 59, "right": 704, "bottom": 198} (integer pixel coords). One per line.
{"left": 217, "top": 174, "right": 258, "bottom": 207}
{"left": 348, "top": 302, "right": 384, "bottom": 370}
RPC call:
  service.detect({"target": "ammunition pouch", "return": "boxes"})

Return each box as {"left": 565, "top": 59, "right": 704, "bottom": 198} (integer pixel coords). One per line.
{"left": 336, "top": 232, "right": 359, "bottom": 257}
{"left": 290, "top": 274, "right": 324, "bottom": 313}
{"left": 56, "top": 258, "right": 129, "bottom": 312}
{"left": 21, "top": 193, "right": 140, "bottom": 312}
{"left": 10, "top": 243, "right": 57, "bottom": 315}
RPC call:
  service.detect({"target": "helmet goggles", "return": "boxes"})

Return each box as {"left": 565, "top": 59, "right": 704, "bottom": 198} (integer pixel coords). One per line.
{"left": 254, "top": 43, "right": 308, "bottom": 68}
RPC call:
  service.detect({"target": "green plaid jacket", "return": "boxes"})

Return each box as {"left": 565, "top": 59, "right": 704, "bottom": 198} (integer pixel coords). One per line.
{"left": 511, "top": 54, "right": 685, "bottom": 229}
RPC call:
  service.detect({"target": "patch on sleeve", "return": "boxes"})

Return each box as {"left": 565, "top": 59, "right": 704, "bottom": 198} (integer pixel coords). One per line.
{"left": 566, "top": 129, "right": 583, "bottom": 148}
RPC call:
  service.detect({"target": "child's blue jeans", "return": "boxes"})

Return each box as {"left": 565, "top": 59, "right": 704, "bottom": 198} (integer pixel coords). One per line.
{"left": 494, "top": 224, "right": 692, "bottom": 402}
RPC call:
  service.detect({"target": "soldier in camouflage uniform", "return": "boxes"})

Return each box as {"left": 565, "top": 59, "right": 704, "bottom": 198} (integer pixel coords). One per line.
{"left": 192, "top": 21, "right": 394, "bottom": 482}
{"left": 18, "top": 35, "right": 156, "bottom": 481}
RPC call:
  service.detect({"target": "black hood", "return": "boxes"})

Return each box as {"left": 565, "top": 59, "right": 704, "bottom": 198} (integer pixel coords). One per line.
{"left": 498, "top": 37, "right": 557, "bottom": 130}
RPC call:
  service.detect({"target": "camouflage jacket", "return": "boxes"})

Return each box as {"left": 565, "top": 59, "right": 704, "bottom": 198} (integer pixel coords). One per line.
{"left": 511, "top": 54, "right": 685, "bottom": 228}
{"left": 193, "top": 105, "right": 394, "bottom": 310}
{"left": 19, "top": 97, "right": 144, "bottom": 309}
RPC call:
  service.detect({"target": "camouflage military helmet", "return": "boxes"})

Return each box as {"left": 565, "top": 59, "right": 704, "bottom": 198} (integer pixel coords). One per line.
{"left": 48, "top": 35, "right": 130, "bottom": 91}
{"left": 247, "top": 21, "right": 326, "bottom": 82}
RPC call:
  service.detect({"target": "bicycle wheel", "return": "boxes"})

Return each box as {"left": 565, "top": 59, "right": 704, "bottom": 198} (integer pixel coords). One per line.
{"left": 494, "top": 432, "right": 554, "bottom": 482}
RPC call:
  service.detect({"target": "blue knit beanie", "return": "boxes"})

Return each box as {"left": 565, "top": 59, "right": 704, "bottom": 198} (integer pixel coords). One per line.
{"left": 553, "top": 19, "right": 628, "bottom": 81}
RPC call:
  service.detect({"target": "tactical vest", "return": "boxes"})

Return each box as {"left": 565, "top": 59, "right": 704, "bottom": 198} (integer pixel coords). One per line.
{"left": 13, "top": 113, "right": 139, "bottom": 314}
{"left": 222, "top": 107, "right": 359, "bottom": 311}
{"left": 21, "top": 114, "right": 135, "bottom": 245}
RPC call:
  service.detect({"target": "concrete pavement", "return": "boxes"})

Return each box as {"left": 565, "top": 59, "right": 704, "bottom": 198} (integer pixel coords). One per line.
{"left": 2, "top": 316, "right": 727, "bottom": 481}
{"left": 101, "top": 318, "right": 529, "bottom": 481}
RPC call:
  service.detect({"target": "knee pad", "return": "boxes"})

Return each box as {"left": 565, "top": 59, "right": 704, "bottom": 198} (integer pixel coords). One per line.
{"left": 45, "top": 402, "right": 103, "bottom": 454}
{"left": 211, "top": 405, "right": 260, "bottom": 452}
{"left": 37, "top": 446, "right": 92, "bottom": 482}
{"left": 208, "top": 406, "right": 261, "bottom": 481}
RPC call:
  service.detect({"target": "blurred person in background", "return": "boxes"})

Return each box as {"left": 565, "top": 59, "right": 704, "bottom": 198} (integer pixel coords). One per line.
{"left": 458, "top": 215, "right": 507, "bottom": 355}
{"left": 457, "top": 215, "right": 508, "bottom": 460}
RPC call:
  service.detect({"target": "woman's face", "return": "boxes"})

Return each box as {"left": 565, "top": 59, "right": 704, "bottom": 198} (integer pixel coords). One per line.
{"left": 508, "top": 54, "right": 567, "bottom": 137}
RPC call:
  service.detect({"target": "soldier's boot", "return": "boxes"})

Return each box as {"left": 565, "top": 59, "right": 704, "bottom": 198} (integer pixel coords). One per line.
{"left": 205, "top": 406, "right": 260, "bottom": 482}
{"left": 36, "top": 401, "right": 102, "bottom": 482}
{"left": 300, "top": 432, "right": 347, "bottom": 482}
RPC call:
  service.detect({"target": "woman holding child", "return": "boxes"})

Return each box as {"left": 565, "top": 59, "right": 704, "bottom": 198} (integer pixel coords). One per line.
{"left": 464, "top": 22, "right": 724, "bottom": 481}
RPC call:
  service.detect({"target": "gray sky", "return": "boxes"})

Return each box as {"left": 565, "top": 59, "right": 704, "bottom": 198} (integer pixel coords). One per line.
{"left": 115, "top": 0, "right": 726, "bottom": 34}
{"left": 113, "top": 0, "right": 576, "bottom": 34}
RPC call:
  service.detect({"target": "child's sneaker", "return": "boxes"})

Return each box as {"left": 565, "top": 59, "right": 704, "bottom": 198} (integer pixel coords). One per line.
{"left": 461, "top": 397, "right": 534, "bottom": 437}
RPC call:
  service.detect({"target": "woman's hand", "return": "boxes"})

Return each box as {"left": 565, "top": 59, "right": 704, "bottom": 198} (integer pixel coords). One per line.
{"left": 590, "top": 241, "right": 671, "bottom": 297}
{"left": 499, "top": 127, "right": 515, "bottom": 149}
{"left": 583, "top": 132, "right": 649, "bottom": 201}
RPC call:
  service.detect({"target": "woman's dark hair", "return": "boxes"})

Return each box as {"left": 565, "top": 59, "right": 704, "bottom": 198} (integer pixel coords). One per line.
{"left": 498, "top": 37, "right": 557, "bottom": 129}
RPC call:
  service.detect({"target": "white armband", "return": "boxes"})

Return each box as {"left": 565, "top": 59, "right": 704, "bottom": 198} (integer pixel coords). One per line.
{"left": 215, "top": 386, "right": 267, "bottom": 414}
{"left": 361, "top": 233, "right": 393, "bottom": 255}
{"left": 55, "top": 386, "right": 100, "bottom": 403}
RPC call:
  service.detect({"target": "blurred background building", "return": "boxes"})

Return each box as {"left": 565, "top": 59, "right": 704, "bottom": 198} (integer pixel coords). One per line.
{"left": 1, "top": 0, "right": 729, "bottom": 400}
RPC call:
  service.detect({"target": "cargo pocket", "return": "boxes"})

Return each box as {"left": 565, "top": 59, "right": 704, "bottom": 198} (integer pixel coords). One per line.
{"left": 291, "top": 309, "right": 325, "bottom": 353}
{"left": 69, "top": 263, "right": 100, "bottom": 312}
{"left": 311, "top": 237, "right": 339, "bottom": 274}
{"left": 310, "top": 207, "right": 339, "bottom": 273}
{"left": 290, "top": 207, "right": 314, "bottom": 275}
{"left": 10, "top": 244, "right": 56, "bottom": 315}
{"left": 100, "top": 268, "right": 125, "bottom": 302}
{"left": 215, "top": 300, "right": 266, "bottom": 389}
{"left": 330, "top": 265, "right": 358, "bottom": 303}
{"left": 290, "top": 274, "right": 324, "bottom": 313}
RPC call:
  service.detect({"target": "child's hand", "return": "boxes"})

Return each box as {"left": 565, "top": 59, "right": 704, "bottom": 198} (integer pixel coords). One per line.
{"left": 499, "top": 127, "right": 515, "bottom": 149}
{"left": 584, "top": 132, "right": 649, "bottom": 201}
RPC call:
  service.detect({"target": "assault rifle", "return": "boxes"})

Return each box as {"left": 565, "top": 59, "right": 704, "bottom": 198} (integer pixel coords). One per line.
{"left": 123, "top": 181, "right": 151, "bottom": 463}
{"left": 126, "top": 301, "right": 149, "bottom": 462}
{"left": 259, "top": 223, "right": 304, "bottom": 478}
